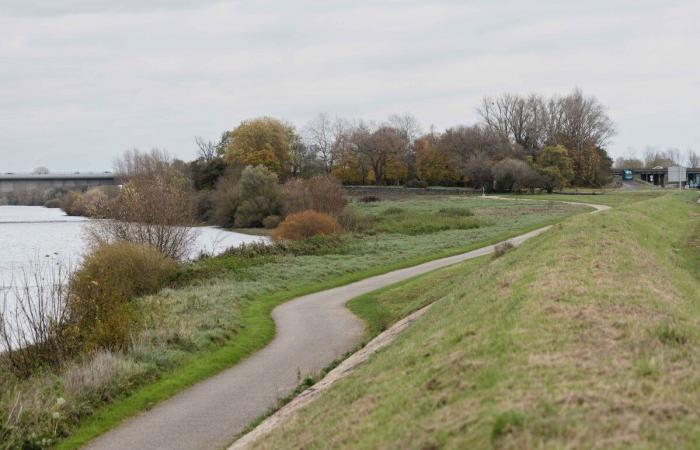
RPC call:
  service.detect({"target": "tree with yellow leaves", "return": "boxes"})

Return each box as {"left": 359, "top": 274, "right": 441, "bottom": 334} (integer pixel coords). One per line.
{"left": 223, "top": 117, "right": 298, "bottom": 177}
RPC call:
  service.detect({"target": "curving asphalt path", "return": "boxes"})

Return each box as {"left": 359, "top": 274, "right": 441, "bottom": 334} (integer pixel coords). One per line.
{"left": 83, "top": 199, "right": 609, "bottom": 450}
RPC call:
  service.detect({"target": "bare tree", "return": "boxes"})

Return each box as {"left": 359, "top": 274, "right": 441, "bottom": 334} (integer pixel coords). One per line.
{"left": 388, "top": 113, "right": 422, "bottom": 177}
{"left": 436, "top": 125, "right": 517, "bottom": 183}
{"left": 194, "top": 136, "right": 217, "bottom": 161}
{"left": 687, "top": 149, "right": 700, "bottom": 168}
{"left": 303, "top": 114, "right": 356, "bottom": 175}
{"left": 114, "top": 148, "right": 174, "bottom": 182}
{"left": 304, "top": 113, "right": 335, "bottom": 174}
{"left": 478, "top": 93, "right": 546, "bottom": 155}
{"left": 614, "top": 156, "right": 643, "bottom": 169}
{"left": 388, "top": 113, "right": 422, "bottom": 144}
{"left": 479, "top": 89, "right": 614, "bottom": 155}
{"left": 643, "top": 147, "right": 678, "bottom": 168}
{"left": 87, "top": 177, "right": 199, "bottom": 260}
{"left": 553, "top": 89, "right": 615, "bottom": 151}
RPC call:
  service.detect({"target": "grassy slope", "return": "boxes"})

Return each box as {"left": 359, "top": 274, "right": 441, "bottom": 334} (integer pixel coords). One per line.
{"left": 513, "top": 190, "right": 663, "bottom": 207}
{"left": 52, "top": 197, "right": 584, "bottom": 449}
{"left": 252, "top": 192, "right": 700, "bottom": 449}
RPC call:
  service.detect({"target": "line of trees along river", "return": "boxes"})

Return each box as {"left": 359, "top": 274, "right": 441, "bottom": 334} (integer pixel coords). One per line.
{"left": 188, "top": 88, "right": 616, "bottom": 192}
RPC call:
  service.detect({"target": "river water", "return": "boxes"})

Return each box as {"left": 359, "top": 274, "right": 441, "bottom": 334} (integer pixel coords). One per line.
{"left": 0, "top": 205, "right": 267, "bottom": 291}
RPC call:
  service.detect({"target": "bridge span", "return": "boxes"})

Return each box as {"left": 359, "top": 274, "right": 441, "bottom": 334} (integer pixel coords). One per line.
{"left": 612, "top": 166, "right": 700, "bottom": 188}
{"left": 0, "top": 172, "right": 117, "bottom": 196}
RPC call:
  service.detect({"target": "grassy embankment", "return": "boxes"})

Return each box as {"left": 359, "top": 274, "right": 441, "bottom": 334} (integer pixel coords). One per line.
{"left": 0, "top": 196, "right": 585, "bottom": 449}
{"left": 515, "top": 190, "right": 664, "bottom": 207}
{"left": 250, "top": 191, "right": 700, "bottom": 449}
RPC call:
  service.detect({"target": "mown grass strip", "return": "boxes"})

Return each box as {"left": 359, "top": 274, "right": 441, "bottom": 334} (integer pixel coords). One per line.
{"left": 57, "top": 214, "right": 579, "bottom": 449}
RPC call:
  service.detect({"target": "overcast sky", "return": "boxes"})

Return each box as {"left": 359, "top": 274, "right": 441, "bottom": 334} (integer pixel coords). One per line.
{"left": 1, "top": 0, "right": 698, "bottom": 172}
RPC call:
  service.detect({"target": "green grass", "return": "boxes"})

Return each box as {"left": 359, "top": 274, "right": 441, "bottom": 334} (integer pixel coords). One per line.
{"left": 0, "top": 196, "right": 589, "bottom": 449}
{"left": 371, "top": 202, "right": 479, "bottom": 235}
{"left": 250, "top": 192, "right": 700, "bottom": 449}
{"left": 510, "top": 189, "right": 664, "bottom": 207}
{"left": 347, "top": 257, "right": 488, "bottom": 338}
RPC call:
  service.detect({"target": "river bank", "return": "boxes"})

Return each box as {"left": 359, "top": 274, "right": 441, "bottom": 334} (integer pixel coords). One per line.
{"left": 2, "top": 196, "right": 587, "bottom": 448}
{"left": 0, "top": 205, "right": 266, "bottom": 289}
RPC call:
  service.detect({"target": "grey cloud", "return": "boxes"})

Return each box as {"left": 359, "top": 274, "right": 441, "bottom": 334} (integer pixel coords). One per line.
{"left": 0, "top": 0, "right": 226, "bottom": 17}
{"left": 0, "top": 0, "right": 698, "bottom": 171}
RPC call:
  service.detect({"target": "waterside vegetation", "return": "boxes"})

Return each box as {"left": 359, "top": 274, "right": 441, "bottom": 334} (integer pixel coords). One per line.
{"left": 1, "top": 194, "right": 587, "bottom": 449}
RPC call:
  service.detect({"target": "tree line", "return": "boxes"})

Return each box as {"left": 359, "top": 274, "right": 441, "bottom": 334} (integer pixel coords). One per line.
{"left": 614, "top": 147, "right": 700, "bottom": 170}
{"left": 189, "top": 88, "right": 616, "bottom": 193}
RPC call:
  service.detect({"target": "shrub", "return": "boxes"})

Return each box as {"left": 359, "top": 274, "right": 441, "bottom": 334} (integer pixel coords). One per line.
{"left": 492, "top": 158, "right": 543, "bottom": 193}
{"left": 59, "top": 188, "right": 114, "bottom": 217}
{"left": 192, "top": 190, "right": 216, "bottom": 223}
{"left": 281, "top": 175, "right": 346, "bottom": 217}
{"left": 272, "top": 210, "right": 342, "bottom": 241}
{"left": 404, "top": 178, "right": 428, "bottom": 188}
{"left": 492, "top": 241, "right": 514, "bottom": 259}
{"left": 234, "top": 166, "right": 280, "bottom": 227}
{"left": 210, "top": 173, "right": 241, "bottom": 227}
{"left": 359, "top": 195, "right": 380, "bottom": 203}
{"left": 61, "top": 191, "right": 83, "bottom": 216}
{"left": 338, "top": 207, "right": 375, "bottom": 233}
{"left": 279, "top": 179, "right": 306, "bottom": 215}
{"left": 262, "top": 215, "right": 281, "bottom": 229}
{"left": 44, "top": 198, "right": 62, "bottom": 208}
{"left": 75, "top": 187, "right": 110, "bottom": 217}
{"left": 67, "top": 242, "right": 177, "bottom": 353}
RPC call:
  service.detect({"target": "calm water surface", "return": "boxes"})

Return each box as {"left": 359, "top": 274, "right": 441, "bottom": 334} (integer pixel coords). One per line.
{"left": 0, "top": 205, "right": 267, "bottom": 288}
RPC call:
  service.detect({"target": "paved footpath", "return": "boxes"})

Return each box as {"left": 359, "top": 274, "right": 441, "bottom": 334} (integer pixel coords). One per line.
{"left": 84, "top": 200, "right": 609, "bottom": 450}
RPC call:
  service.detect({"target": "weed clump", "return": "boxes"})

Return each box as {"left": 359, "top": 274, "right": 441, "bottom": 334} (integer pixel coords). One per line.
{"left": 337, "top": 207, "right": 375, "bottom": 234}
{"left": 491, "top": 410, "right": 525, "bottom": 441}
{"left": 655, "top": 322, "right": 690, "bottom": 346}
{"left": 492, "top": 241, "right": 514, "bottom": 259}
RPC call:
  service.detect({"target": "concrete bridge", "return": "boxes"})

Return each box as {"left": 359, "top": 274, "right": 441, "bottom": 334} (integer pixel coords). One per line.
{"left": 612, "top": 167, "right": 700, "bottom": 188}
{"left": 0, "top": 172, "right": 117, "bottom": 196}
